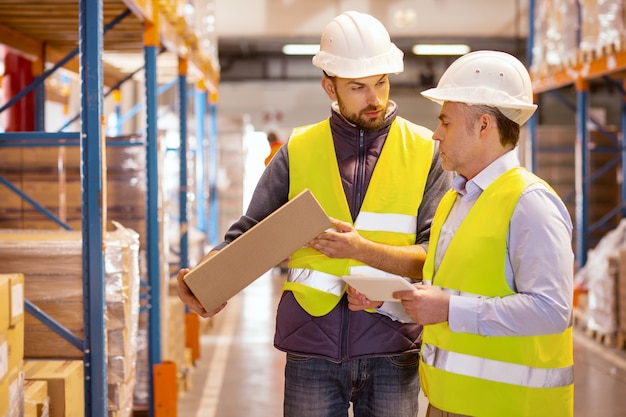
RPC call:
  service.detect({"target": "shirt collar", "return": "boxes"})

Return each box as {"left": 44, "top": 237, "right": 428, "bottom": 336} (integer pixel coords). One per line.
{"left": 452, "top": 149, "right": 521, "bottom": 195}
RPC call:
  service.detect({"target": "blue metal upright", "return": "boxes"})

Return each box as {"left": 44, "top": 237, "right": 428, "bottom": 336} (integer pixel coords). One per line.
{"left": 179, "top": 57, "right": 189, "bottom": 269}
{"left": 144, "top": 15, "right": 161, "bottom": 417}
{"left": 622, "top": 81, "right": 626, "bottom": 219}
{"left": 575, "top": 80, "right": 590, "bottom": 267}
{"left": 194, "top": 83, "right": 207, "bottom": 237}
{"left": 78, "top": 0, "right": 107, "bottom": 415}
{"left": 208, "top": 94, "right": 219, "bottom": 245}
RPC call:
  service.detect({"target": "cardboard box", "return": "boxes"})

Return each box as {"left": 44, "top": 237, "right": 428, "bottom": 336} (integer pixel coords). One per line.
{"left": 184, "top": 189, "right": 330, "bottom": 313}
{"left": 24, "top": 360, "right": 84, "bottom": 417}
{"left": 1, "top": 364, "right": 24, "bottom": 417}
{"left": 24, "top": 379, "right": 49, "bottom": 417}
{"left": 0, "top": 333, "right": 7, "bottom": 381}
{"left": 0, "top": 275, "right": 10, "bottom": 332}
{"left": 7, "top": 319, "right": 24, "bottom": 371}
{"left": 9, "top": 273, "right": 24, "bottom": 328}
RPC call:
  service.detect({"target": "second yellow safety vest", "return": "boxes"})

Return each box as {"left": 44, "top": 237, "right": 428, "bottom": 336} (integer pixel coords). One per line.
{"left": 421, "top": 167, "right": 574, "bottom": 417}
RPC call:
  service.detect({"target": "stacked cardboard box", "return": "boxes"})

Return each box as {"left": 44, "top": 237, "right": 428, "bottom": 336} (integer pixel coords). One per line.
{"left": 531, "top": 0, "right": 626, "bottom": 77}
{"left": 530, "top": 0, "right": 579, "bottom": 77}
{"left": 579, "top": 0, "right": 625, "bottom": 59}
{"left": 24, "top": 379, "right": 49, "bottom": 417}
{"left": 0, "top": 225, "right": 141, "bottom": 416}
{"left": 23, "top": 360, "right": 83, "bottom": 417}
{"left": 618, "top": 249, "right": 626, "bottom": 348}
{"left": 0, "top": 136, "right": 148, "bottom": 249}
{"left": 534, "top": 125, "right": 621, "bottom": 251}
{"left": 0, "top": 273, "right": 25, "bottom": 417}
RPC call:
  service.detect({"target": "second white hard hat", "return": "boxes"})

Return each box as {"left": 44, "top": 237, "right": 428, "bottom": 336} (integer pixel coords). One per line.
{"left": 421, "top": 50, "right": 537, "bottom": 125}
{"left": 312, "top": 11, "right": 404, "bottom": 79}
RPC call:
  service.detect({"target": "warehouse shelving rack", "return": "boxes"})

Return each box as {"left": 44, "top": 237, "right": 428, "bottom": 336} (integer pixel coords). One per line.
{"left": 527, "top": 0, "right": 626, "bottom": 268}
{"left": 0, "top": 1, "right": 219, "bottom": 416}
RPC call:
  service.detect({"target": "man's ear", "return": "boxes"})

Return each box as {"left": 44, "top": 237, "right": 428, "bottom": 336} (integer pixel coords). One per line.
{"left": 321, "top": 77, "right": 337, "bottom": 100}
{"left": 479, "top": 113, "right": 493, "bottom": 135}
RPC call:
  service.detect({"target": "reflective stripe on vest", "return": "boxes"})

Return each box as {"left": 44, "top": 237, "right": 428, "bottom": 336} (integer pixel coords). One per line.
{"left": 354, "top": 212, "right": 417, "bottom": 234}
{"left": 288, "top": 265, "right": 408, "bottom": 297}
{"left": 288, "top": 268, "right": 344, "bottom": 296}
{"left": 421, "top": 343, "right": 574, "bottom": 389}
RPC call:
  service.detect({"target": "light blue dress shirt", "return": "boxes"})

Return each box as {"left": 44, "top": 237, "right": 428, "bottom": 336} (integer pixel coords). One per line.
{"left": 380, "top": 150, "right": 574, "bottom": 335}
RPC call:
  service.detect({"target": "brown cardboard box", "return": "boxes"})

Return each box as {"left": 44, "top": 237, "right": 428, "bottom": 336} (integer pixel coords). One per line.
{"left": 0, "top": 367, "right": 7, "bottom": 417}
{"left": 2, "top": 364, "right": 24, "bottom": 417}
{"left": 0, "top": 332, "right": 7, "bottom": 381}
{"left": 9, "top": 273, "right": 24, "bottom": 328}
{"left": 184, "top": 189, "right": 331, "bottom": 313}
{"left": 24, "top": 379, "right": 49, "bottom": 417}
{"left": 7, "top": 319, "right": 24, "bottom": 371}
{"left": 0, "top": 275, "right": 10, "bottom": 331}
{"left": 24, "top": 360, "right": 84, "bottom": 417}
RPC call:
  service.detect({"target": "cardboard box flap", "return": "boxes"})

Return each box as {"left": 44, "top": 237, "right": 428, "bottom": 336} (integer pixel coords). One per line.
{"left": 184, "top": 189, "right": 331, "bottom": 313}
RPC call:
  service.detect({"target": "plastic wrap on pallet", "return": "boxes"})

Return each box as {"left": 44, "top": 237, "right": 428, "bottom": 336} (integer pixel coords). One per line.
{"left": 0, "top": 223, "right": 141, "bottom": 412}
{"left": 579, "top": 0, "right": 625, "bottom": 55}
{"left": 531, "top": 0, "right": 579, "bottom": 76}
{"left": 574, "top": 218, "right": 626, "bottom": 334}
{"left": 5, "top": 368, "right": 24, "bottom": 417}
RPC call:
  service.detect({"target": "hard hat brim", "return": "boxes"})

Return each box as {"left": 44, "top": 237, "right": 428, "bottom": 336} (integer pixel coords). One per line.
{"left": 421, "top": 86, "right": 538, "bottom": 125}
{"left": 313, "top": 44, "right": 404, "bottom": 79}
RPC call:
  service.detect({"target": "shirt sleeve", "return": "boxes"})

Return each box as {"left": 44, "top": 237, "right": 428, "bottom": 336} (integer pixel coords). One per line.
{"left": 448, "top": 183, "right": 574, "bottom": 336}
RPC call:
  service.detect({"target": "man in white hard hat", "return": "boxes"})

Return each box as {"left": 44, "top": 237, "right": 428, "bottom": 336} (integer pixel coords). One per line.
{"left": 177, "top": 10, "right": 452, "bottom": 417}
{"left": 389, "top": 50, "right": 575, "bottom": 416}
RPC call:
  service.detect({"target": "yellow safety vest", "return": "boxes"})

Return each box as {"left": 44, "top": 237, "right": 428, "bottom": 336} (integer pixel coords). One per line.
{"left": 421, "top": 167, "right": 574, "bottom": 417}
{"left": 285, "top": 117, "right": 435, "bottom": 316}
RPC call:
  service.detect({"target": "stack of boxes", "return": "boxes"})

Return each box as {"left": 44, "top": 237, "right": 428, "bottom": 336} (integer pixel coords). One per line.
{"left": 0, "top": 273, "right": 25, "bottom": 417}
{"left": 531, "top": 0, "right": 626, "bottom": 77}
{"left": 0, "top": 224, "right": 141, "bottom": 416}
{"left": 533, "top": 125, "right": 621, "bottom": 250}
{"left": 23, "top": 360, "right": 83, "bottom": 417}
{"left": 618, "top": 249, "right": 626, "bottom": 348}
{"left": 579, "top": 0, "right": 625, "bottom": 59}
{"left": 0, "top": 132, "right": 194, "bottom": 412}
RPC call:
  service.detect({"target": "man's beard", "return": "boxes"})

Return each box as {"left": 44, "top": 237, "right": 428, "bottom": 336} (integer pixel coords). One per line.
{"left": 338, "top": 101, "right": 387, "bottom": 131}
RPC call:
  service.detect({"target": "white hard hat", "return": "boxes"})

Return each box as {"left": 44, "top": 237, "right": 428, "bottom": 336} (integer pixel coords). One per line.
{"left": 421, "top": 50, "right": 537, "bottom": 125}
{"left": 312, "top": 11, "right": 404, "bottom": 79}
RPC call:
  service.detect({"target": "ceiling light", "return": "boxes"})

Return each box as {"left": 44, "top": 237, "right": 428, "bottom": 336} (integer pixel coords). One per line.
{"left": 412, "top": 44, "right": 471, "bottom": 56}
{"left": 282, "top": 44, "right": 320, "bottom": 56}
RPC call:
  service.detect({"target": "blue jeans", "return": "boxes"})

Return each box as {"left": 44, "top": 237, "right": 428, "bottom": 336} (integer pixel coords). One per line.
{"left": 284, "top": 353, "right": 420, "bottom": 417}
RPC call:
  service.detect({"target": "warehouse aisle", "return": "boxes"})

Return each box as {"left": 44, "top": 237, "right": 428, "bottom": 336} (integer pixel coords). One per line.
{"left": 178, "top": 269, "right": 626, "bottom": 417}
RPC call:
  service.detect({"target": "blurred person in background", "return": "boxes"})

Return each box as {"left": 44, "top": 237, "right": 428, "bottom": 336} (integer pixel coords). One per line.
{"left": 265, "top": 131, "right": 284, "bottom": 166}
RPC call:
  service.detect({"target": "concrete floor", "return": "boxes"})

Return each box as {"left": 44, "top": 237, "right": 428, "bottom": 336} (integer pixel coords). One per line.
{"left": 178, "top": 268, "right": 626, "bottom": 417}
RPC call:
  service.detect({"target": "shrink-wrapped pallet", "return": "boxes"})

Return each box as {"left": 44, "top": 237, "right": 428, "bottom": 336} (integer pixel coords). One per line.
{"left": 579, "top": 0, "right": 625, "bottom": 59}
{"left": 531, "top": 0, "right": 579, "bottom": 76}
{"left": 0, "top": 223, "right": 141, "bottom": 414}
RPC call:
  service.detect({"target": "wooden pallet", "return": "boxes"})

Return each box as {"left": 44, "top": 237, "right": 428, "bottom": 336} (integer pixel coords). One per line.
{"left": 579, "top": 39, "right": 625, "bottom": 64}
{"left": 617, "top": 331, "right": 626, "bottom": 350}
{"left": 572, "top": 307, "right": 588, "bottom": 330}
{"left": 585, "top": 327, "right": 617, "bottom": 348}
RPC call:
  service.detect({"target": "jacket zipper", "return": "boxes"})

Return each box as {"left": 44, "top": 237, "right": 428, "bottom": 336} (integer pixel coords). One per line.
{"left": 342, "top": 129, "right": 366, "bottom": 360}
{"left": 353, "top": 129, "right": 365, "bottom": 219}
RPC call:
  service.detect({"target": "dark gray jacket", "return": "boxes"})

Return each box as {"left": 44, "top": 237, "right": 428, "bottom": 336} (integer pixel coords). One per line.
{"left": 218, "top": 103, "right": 453, "bottom": 361}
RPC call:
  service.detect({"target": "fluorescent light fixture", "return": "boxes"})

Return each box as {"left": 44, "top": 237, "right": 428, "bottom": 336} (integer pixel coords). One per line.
{"left": 282, "top": 44, "right": 320, "bottom": 56}
{"left": 412, "top": 44, "right": 471, "bottom": 56}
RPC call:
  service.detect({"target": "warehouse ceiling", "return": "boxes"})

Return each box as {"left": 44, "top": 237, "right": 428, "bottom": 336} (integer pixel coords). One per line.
{"left": 0, "top": 0, "right": 530, "bottom": 87}
{"left": 214, "top": 0, "right": 531, "bottom": 81}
